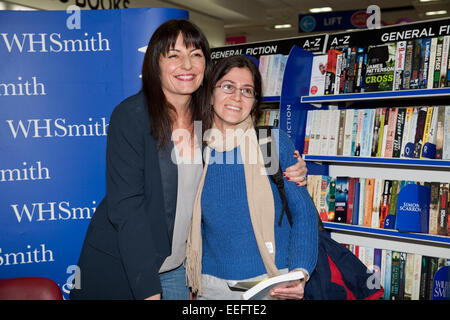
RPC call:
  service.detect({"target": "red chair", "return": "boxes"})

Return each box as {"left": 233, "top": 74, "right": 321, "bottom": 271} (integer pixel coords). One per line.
{"left": 0, "top": 277, "right": 63, "bottom": 300}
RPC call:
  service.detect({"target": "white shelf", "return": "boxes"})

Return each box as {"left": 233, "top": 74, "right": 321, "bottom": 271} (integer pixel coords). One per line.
{"left": 323, "top": 222, "right": 450, "bottom": 259}
{"left": 303, "top": 155, "right": 450, "bottom": 169}
{"left": 301, "top": 87, "right": 450, "bottom": 104}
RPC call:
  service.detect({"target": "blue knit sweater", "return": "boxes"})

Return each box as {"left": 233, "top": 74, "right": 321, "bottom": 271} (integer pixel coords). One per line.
{"left": 201, "top": 129, "right": 318, "bottom": 280}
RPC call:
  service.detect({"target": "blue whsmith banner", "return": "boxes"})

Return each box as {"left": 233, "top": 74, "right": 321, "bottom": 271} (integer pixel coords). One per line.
{"left": 0, "top": 8, "right": 188, "bottom": 299}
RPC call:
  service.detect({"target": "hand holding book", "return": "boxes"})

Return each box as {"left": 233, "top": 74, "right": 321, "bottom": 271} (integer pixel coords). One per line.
{"left": 269, "top": 275, "right": 306, "bottom": 300}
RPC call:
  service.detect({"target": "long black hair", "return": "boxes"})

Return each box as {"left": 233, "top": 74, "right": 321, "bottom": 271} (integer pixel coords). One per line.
{"left": 141, "top": 19, "right": 212, "bottom": 148}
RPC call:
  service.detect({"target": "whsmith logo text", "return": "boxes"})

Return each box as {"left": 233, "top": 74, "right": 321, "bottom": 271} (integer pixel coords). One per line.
{"left": 0, "top": 32, "right": 111, "bottom": 53}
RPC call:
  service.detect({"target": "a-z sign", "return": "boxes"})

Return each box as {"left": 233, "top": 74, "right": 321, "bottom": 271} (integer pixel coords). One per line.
{"left": 299, "top": 9, "right": 370, "bottom": 33}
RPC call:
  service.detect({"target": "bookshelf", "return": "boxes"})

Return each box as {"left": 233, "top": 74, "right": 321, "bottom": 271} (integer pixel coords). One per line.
{"left": 291, "top": 19, "right": 450, "bottom": 266}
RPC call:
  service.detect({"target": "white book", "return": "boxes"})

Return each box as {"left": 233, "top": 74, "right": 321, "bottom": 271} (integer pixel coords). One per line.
{"left": 393, "top": 41, "right": 406, "bottom": 91}
{"left": 319, "top": 110, "right": 330, "bottom": 155}
{"left": 268, "top": 54, "right": 281, "bottom": 96}
{"left": 309, "top": 110, "right": 322, "bottom": 155}
{"left": 328, "top": 109, "right": 340, "bottom": 156}
{"left": 343, "top": 109, "right": 354, "bottom": 156}
{"left": 427, "top": 106, "right": 438, "bottom": 145}
{"left": 309, "top": 54, "right": 328, "bottom": 96}
{"left": 371, "top": 178, "right": 383, "bottom": 228}
{"left": 444, "top": 106, "right": 450, "bottom": 159}
{"left": 276, "top": 55, "right": 288, "bottom": 96}
{"left": 232, "top": 271, "right": 305, "bottom": 300}
{"left": 427, "top": 37, "right": 438, "bottom": 89}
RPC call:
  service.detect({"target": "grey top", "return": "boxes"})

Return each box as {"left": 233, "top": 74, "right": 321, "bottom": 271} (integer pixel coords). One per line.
{"left": 159, "top": 141, "right": 203, "bottom": 273}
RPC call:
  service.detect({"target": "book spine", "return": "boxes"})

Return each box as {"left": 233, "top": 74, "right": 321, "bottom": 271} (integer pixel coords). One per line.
{"left": 400, "top": 107, "right": 413, "bottom": 158}
{"left": 377, "top": 108, "right": 387, "bottom": 157}
{"left": 420, "top": 38, "right": 431, "bottom": 89}
{"left": 433, "top": 36, "right": 444, "bottom": 88}
{"left": 380, "top": 179, "right": 392, "bottom": 228}
{"left": 343, "top": 109, "right": 354, "bottom": 156}
{"left": 335, "top": 177, "right": 348, "bottom": 223}
{"left": 420, "top": 107, "right": 433, "bottom": 158}
{"left": 435, "top": 106, "right": 445, "bottom": 159}
{"left": 409, "top": 39, "right": 422, "bottom": 89}
{"left": 444, "top": 106, "right": 450, "bottom": 160}
{"left": 371, "top": 108, "right": 382, "bottom": 157}
{"left": 427, "top": 37, "right": 437, "bottom": 89}
{"left": 439, "top": 35, "right": 450, "bottom": 87}
{"left": 393, "top": 41, "right": 406, "bottom": 91}
{"left": 384, "top": 107, "right": 398, "bottom": 158}
{"left": 363, "top": 178, "right": 375, "bottom": 227}
{"left": 337, "top": 110, "right": 346, "bottom": 155}
{"left": 319, "top": 110, "right": 330, "bottom": 155}
{"left": 328, "top": 109, "right": 340, "bottom": 156}
{"left": 438, "top": 183, "right": 449, "bottom": 236}
{"left": 371, "top": 178, "right": 383, "bottom": 228}
{"left": 403, "top": 40, "right": 414, "bottom": 90}
{"left": 303, "top": 109, "right": 313, "bottom": 154}
{"left": 393, "top": 108, "right": 406, "bottom": 158}
{"left": 429, "top": 182, "right": 440, "bottom": 235}
{"left": 358, "top": 178, "right": 366, "bottom": 226}
{"left": 413, "top": 107, "right": 428, "bottom": 158}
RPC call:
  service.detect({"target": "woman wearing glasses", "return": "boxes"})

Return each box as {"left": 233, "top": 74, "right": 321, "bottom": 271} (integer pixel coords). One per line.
{"left": 187, "top": 55, "right": 318, "bottom": 300}
{"left": 70, "top": 20, "right": 308, "bottom": 300}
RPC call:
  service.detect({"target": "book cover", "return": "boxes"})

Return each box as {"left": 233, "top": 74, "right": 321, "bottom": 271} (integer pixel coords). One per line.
{"left": 327, "top": 178, "right": 336, "bottom": 222}
{"left": 419, "top": 38, "right": 431, "bottom": 89}
{"left": 238, "top": 270, "right": 305, "bottom": 300}
{"left": 422, "top": 106, "right": 438, "bottom": 159}
{"left": 355, "top": 46, "right": 367, "bottom": 93}
{"left": 354, "top": 109, "right": 364, "bottom": 156}
{"left": 377, "top": 108, "right": 387, "bottom": 157}
{"left": 351, "top": 109, "right": 359, "bottom": 156}
{"left": 371, "top": 108, "right": 382, "bottom": 157}
{"left": 409, "top": 39, "right": 422, "bottom": 89}
{"left": 319, "top": 110, "right": 330, "bottom": 155}
{"left": 372, "top": 178, "right": 383, "bottom": 228}
{"left": 384, "top": 107, "right": 398, "bottom": 158}
{"left": 393, "top": 107, "right": 406, "bottom": 158}
{"left": 335, "top": 177, "right": 349, "bottom": 223}
{"left": 384, "top": 250, "right": 392, "bottom": 300}
{"left": 319, "top": 175, "right": 331, "bottom": 222}
{"left": 444, "top": 106, "right": 450, "bottom": 160}
{"left": 328, "top": 109, "right": 340, "bottom": 156}
{"left": 358, "top": 178, "right": 366, "bottom": 226}
{"left": 337, "top": 110, "right": 346, "bottom": 155}
{"left": 303, "top": 110, "right": 313, "bottom": 154}
{"left": 437, "top": 183, "right": 449, "bottom": 236}
{"left": 396, "top": 183, "right": 431, "bottom": 233}
{"left": 352, "top": 180, "right": 360, "bottom": 225}
{"left": 363, "top": 178, "right": 375, "bottom": 227}
{"left": 393, "top": 41, "right": 406, "bottom": 91}
{"left": 365, "top": 43, "right": 396, "bottom": 91}
{"left": 380, "top": 179, "right": 392, "bottom": 228}
{"left": 400, "top": 107, "right": 413, "bottom": 158}
{"left": 380, "top": 108, "right": 390, "bottom": 157}
{"left": 420, "top": 107, "right": 433, "bottom": 158}
{"left": 345, "top": 47, "right": 357, "bottom": 93}
{"left": 427, "top": 37, "right": 437, "bottom": 89}
{"left": 433, "top": 36, "right": 444, "bottom": 88}
{"left": 309, "top": 54, "right": 328, "bottom": 96}
{"left": 390, "top": 251, "right": 401, "bottom": 299}
{"left": 325, "top": 49, "right": 341, "bottom": 95}
{"left": 429, "top": 182, "right": 441, "bottom": 235}
{"left": 346, "top": 177, "right": 356, "bottom": 224}
{"left": 342, "top": 109, "right": 355, "bottom": 156}
{"left": 403, "top": 40, "right": 414, "bottom": 90}
{"left": 412, "top": 254, "right": 422, "bottom": 300}
{"left": 435, "top": 106, "right": 445, "bottom": 159}
{"left": 413, "top": 107, "right": 428, "bottom": 158}
{"left": 439, "top": 35, "right": 449, "bottom": 88}
{"left": 404, "top": 253, "right": 416, "bottom": 300}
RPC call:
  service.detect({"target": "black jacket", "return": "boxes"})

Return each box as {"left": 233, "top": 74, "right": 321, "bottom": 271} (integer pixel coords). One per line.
{"left": 70, "top": 91, "right": 178, "bottom": 300}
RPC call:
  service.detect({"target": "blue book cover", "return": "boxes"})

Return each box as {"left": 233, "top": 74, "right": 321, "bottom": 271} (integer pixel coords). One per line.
{"left": 396, "top": 183, "right": 431, "bottom": 233}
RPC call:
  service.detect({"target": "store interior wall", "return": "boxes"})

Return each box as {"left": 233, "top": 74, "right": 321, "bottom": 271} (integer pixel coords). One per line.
{"left": 0, "top": 0, "right": 226, "bottom": 47}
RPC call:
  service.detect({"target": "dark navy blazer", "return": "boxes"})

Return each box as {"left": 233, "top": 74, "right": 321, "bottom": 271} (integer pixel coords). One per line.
{"left": 70, "top": 91, "right": 178, "bottom": 300}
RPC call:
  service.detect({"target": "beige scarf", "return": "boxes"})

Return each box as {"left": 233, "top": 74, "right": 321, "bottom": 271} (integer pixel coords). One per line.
{"left": 186, "top": 116, "right": 281, "bottom": 295}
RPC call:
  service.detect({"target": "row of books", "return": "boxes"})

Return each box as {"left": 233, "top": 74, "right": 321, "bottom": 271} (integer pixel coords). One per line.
{"left": 306, "top": 175, "right": 449, "bottom": 236}
{"left": 258, "top": 54, "right": 288, "bottom": 97}
{"left": 344, "top": 244, "right": 449, "bottom": 300}
{"left": 310, "top": 36, "right": 450, "bottom": 95}
{"left": 257, "top": 108, "right": 279, "bottom": 127}
{"left": 303, "top": 105, "right": 450, "bottom": 160}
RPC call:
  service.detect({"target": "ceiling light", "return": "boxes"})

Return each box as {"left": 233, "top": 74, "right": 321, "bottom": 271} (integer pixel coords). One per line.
{"left": 419, "top": 0, "right": 438, "bottom": 2}
{"left": 425, "top": 10, "right": 447, "bottom": 15}
{"left": 309, "top": 7, "right": 332, "bottom": 13}
{"left": 274, "top": 24, "right": 292, "bottom": 29}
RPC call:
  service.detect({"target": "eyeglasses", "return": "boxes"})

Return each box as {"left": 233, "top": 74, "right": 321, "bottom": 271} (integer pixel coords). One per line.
{"left": 215, "top": 82, "right": 256, "bottom": 98}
